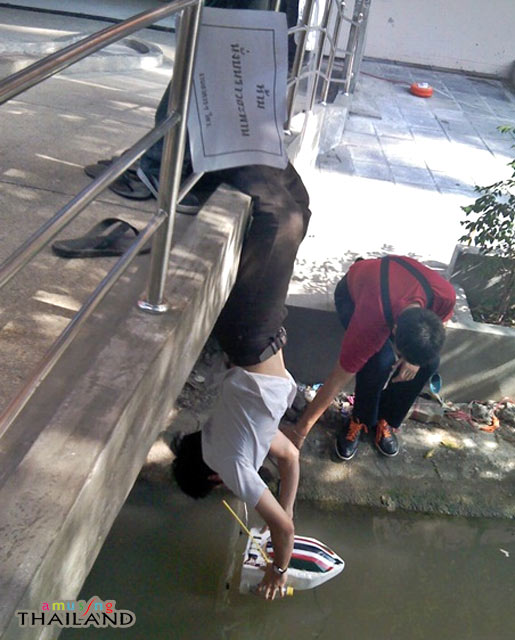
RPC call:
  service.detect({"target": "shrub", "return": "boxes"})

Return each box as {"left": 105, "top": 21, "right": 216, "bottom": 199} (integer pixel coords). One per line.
{"left": 460, "top": 125, "right": 515, "bottom": 325}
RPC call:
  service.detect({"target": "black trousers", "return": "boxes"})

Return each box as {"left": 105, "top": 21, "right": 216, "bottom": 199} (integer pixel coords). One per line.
{"left": 213, "top": 162, "right": 311, "bottom": 365}
{"left": 141, "top": 84, "right": 311, "bottom": 366}
{"left": 334, "top": 277, "right": 439, "bottom": 429}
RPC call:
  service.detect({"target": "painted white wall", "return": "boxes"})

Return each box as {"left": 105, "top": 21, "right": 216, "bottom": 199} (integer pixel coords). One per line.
{"left": 362, "top": 0, "right": 515, "bottom": 78}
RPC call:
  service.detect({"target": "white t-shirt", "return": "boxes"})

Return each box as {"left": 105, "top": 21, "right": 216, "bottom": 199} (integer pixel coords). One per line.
{"left": 202, "top": 367, "right": 297, "bottom": 507}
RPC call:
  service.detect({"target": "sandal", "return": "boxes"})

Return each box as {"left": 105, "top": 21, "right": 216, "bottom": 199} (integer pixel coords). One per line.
{"left": 84, "top": 158, "right": 152, "bottom": 200}
{"left": 51, "top": 218, "right": 151, "bottom": 258}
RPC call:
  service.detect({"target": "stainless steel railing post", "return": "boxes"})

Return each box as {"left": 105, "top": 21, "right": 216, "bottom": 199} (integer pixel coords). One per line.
{"left": 320, "top": 0, "right": 346, "bottom": 102}
{"left": 138, "top": 2, "right": 203, "bottom": 313}
{"left": 342, "top": 0, "right": 370, "bottom": 94}
{"left": 307, "top": 0, "right": 334, "bottom": 111}
{"left": 348, "top": 0, "right": 371, "bottom": 94}
{"left": 285, "top": 0, "right": 316, "bottom": 130}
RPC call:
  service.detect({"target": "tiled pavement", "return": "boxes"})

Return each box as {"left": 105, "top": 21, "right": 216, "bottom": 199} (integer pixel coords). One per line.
{"left": 319, "top": 59, "right": 515, "bottom": 194}
{"left": 288, "top": 60, "right": 514, "bottom": 309}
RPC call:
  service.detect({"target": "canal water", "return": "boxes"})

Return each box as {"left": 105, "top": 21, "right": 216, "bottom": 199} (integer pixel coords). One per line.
{"left": 62, "top": 481, "right": 514, "bottom": 640}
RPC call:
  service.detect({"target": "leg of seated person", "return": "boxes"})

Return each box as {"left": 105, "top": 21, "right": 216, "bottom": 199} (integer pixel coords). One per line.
{"left": 353, "top": 343, "right": 397, "bottom": 429}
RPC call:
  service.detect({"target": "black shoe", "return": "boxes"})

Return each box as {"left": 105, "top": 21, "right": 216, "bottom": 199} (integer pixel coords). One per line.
{"left": 84, "top": 158, "right": 152, "bottom": 200}
{"left": 335, "top": 417, "right": 367, "bottom": 461}
{"left": 137, "top": 167, "right": 201, "bottom": 215}
{"left": 375, "top": 419, "right": 399, "bottom": 457}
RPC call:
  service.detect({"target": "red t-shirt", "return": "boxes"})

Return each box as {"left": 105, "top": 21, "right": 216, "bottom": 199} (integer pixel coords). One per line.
{"left": 339, "top": 256, "right": 456, "bottom": 373}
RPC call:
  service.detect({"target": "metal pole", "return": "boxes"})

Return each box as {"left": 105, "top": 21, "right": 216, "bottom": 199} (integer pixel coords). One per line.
{"left": 321, "top": 1, "right": 346, "bottom": 102}
{"left": 139, "top": 2, "right": 203, "bottom": 313}
{"left": 348, "top": 0, "right": 371, "bottom": 94}
{"left": 285, "top": 0, "right": 316, "bottom": 130}
{"left": 0, "top": 114, "right": 178, "bottom": 292}
{"left": 0, "top": 0, "right": 196, "bottom": 105}
{"left": 342, "top": 0, "right": 366, "bottom": 94}
{"left": 0, "top": 214, "right": 163, "bottom": 440}
{"left": 272, "top": 0, "right": 282, "bottom": 10}
{"left": 307, "top": 0, "right": 334, "bottom": 110}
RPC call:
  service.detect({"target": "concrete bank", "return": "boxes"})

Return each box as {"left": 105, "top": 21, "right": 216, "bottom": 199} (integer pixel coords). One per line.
{"left": 295, "top": 410, "right": 515, "bottom": 520}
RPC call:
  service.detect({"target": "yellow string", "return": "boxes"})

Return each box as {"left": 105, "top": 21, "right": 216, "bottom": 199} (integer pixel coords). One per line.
{"left": 222, "top": 500, "right": 271, "bottom": 564}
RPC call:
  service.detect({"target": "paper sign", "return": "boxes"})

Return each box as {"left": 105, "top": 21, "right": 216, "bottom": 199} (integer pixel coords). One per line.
{"left": 187, "top": 7, "right": 288, "bottom": 172}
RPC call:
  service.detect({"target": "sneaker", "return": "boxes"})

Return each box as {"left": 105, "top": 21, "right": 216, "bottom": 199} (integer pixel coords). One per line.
{"left": 374, "top": 419, "right": 399, "bottom": 457}
{"left": 335, "top": 417, "right": 368, "bottom": 461}
{"left": 136, "top": 167, "right": 201, "bottom": 215}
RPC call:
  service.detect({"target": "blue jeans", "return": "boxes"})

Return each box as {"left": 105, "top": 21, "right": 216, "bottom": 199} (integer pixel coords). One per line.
{"left": 334, "top": 277, "right": 439, "bottom": 429}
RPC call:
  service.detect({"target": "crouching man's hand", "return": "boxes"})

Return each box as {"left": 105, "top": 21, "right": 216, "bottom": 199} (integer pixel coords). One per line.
{"left": 392, "top": 359, "right": 420, "bottom": 383}
{"left": 257, "top": 563, "right": 288, "bottom": 600}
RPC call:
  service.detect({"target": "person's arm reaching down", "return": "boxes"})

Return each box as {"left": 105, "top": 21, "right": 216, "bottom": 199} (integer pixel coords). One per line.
{"left": 268, "top": 429, "right": 299, "bottom": 519}
{"left": 289, "top": 361, "right": 355, "bottom": 448}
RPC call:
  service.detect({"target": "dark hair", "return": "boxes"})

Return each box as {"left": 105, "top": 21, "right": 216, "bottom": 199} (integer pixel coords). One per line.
{"left": 395, "top": 307, "right": 445, "bottom": 366}
{"left": 171, "top": 431, "right": 217, "bottom": 499}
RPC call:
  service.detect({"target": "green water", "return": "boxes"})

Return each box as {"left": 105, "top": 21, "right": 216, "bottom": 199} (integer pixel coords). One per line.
{"left": 62, "top": 482, "right": 514, "bottom": 640}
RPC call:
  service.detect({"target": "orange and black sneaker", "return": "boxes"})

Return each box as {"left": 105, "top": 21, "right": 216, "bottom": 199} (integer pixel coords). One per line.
{"left": 335, "top": 417, "right": 368, "bottom": 461}
{"left": 375, "top": 418, "right": 399, "bottom": 457}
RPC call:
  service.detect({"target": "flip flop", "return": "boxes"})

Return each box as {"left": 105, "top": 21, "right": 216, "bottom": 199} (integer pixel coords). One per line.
{"left": 84, "top": 158, "right": 152, "bottom": 201}
{"left": 51, "top": 218, "right": 151, "bottom": 258}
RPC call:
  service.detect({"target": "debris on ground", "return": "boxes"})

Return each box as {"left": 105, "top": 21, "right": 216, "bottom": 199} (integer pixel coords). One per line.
{"left": 282, "top": 381, "right": 515, "bottom": 442}
{"left": 497, "top": 401, "right": 515, "bottom": 428}
{"left": 440, "top": 437, "right": 462, "bottom": 450}
{"left": 284, "top": 382, "right": 515, "bottom": 465}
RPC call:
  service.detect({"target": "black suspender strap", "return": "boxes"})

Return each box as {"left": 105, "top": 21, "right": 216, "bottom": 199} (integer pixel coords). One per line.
{"left": 391, "top": 256, "right": 435, "bottom": 310}
{"left": 380, "top": 256, "right": 435, "bottom": 330}
{"left": 380, "top": 257, "right": 394, "bottom": 331}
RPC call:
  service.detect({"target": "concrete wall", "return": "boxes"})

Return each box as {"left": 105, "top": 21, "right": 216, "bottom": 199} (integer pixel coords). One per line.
{"left": 284, "top": 286, "right": 515, "bottom": 403}
{"left": 363, "top": 0, "right": 515, "bottom": 78}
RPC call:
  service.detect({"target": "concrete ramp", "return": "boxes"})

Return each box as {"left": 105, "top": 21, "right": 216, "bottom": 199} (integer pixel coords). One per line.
{"left": 0, "top": 186, "right": 251, "bottom": 640}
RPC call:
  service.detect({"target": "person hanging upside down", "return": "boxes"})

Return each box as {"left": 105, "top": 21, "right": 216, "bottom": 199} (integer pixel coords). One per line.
{"left": 171, "top": 161, "right": 311, "bottom": 601}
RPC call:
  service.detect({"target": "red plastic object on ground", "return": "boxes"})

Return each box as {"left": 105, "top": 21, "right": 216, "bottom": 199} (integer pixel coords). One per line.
{"left": 410, "top": 82, "right": 434, "bottom": 98}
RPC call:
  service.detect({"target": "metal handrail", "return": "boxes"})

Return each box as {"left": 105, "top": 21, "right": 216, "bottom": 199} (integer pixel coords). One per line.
{"left": 0, "top": 214, "right": 164, "bottom": 440}
{"left": 0, "top": 113, "right": 180, "bottom": 291}
{"left": 286, "top": 0, "right": 371, "bottom": 123}
{"left": 0, "top": 0, "right": 371, "bottom": 439}
{"left": 0, "top": 0, "right": 203, "bottom": 439}
{"left": 285, "top": 0, "right": 316, "bottom": 129}
{"left": 0, "top": 0, "right": 196, "bottom": 104}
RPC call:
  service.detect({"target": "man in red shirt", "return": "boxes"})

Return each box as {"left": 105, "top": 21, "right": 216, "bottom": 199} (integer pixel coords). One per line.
{"left": 287, "top": 255, "right": 456, "bottom": 460}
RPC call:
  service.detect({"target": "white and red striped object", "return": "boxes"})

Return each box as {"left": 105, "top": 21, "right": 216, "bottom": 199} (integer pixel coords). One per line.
{"left": 239, "top": 528, "right": 345, "bottom": 593}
